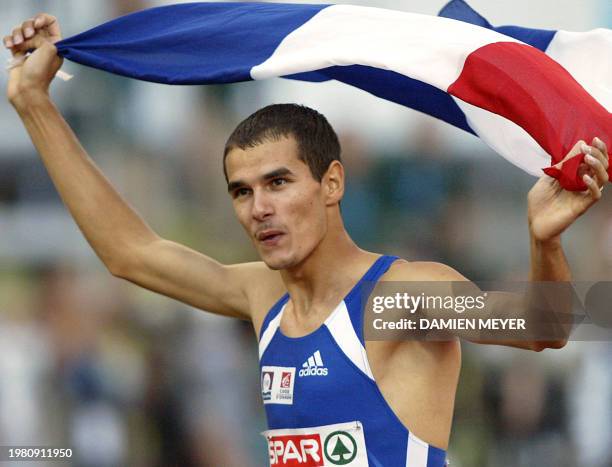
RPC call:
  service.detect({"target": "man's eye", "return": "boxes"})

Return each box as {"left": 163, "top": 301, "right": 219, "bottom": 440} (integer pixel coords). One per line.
{"left": 235, "top": 188, "right": 251, "bottom": 198}
{"left": 271, "top": 178, "right": 287, "bottom": 186}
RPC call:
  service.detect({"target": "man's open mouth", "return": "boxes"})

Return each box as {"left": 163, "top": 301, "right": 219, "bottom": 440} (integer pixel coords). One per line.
{"left": 257, "top": 230, "right": 284, "bottom": 245}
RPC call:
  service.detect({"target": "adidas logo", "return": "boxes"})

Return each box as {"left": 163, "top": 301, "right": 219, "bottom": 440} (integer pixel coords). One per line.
{"left": 298, "top": 350, "right": 329, "bottom": 377}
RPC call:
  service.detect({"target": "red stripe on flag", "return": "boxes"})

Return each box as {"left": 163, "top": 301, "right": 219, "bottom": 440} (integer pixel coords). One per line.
{"left": 448, "top": 42, "right": 611, "bottom": 191}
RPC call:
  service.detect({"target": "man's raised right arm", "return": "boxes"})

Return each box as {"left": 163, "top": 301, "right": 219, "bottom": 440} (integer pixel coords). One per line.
{"left": 4, "top": 15, "right": 260, "bottom": 321}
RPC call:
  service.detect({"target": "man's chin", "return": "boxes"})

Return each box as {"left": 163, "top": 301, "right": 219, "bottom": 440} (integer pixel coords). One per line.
{"left": 260, "top": 252, "right": 295, "bottom": 271}
{"left": 262, "top": 259, "right": 289, "bottom": 271}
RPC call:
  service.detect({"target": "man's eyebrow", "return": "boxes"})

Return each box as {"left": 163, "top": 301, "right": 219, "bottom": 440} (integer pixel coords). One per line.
{"left": 227, "top": 167, "right": 294, "bottom": 193}
{"left": 227, "top": 179, "right": 246, "bottom": 193}
{"left": 263, "top": 167, "right": 293, "bottom": 180}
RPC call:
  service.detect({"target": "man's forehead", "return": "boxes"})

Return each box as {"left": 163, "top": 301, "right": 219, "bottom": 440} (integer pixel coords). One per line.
{"left": 225, "top": 137, "right": 307, "bottom": 179}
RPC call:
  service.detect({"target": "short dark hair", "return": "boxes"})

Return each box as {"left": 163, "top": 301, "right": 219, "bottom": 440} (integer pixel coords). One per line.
{"left": 223, "top": 104, "right": 341, "bottom": 182}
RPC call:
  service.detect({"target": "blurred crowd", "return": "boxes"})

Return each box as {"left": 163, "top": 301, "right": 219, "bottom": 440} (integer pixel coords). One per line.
{"left": 1, "top": 1, "right": 611, "bottom": 466}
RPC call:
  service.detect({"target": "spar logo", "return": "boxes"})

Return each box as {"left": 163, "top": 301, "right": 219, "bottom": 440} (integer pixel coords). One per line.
{"left": 268, "top": 433, "right": 323, "bottom": 466}
{"left": 324, "top": 431, "right": 357, "bottom": 465}
{"left": 267, "top": 431, "right": 358, "bottom": 466}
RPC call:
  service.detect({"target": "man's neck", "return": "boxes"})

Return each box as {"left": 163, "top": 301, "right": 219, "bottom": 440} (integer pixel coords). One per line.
{"left": 280, "top": 224, "right": 372, "bottom": 318}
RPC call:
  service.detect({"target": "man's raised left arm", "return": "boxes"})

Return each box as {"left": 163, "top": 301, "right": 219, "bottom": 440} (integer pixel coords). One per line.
{"left": 382, "top": 138, "right": 608, "bottom": 351}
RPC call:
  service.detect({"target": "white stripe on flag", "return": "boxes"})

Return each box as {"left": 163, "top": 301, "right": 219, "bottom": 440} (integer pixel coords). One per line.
{"left": 545, "top": 29, "right": 612, "bottom": 112}
{"left": 452, "top": 27, "right": 612, "bottom": 177}
{"left": 454, "top": 97, "right": 550, "bottom": 176}
{"left": 251, "top": 4, "right": 520, "bottom": 90}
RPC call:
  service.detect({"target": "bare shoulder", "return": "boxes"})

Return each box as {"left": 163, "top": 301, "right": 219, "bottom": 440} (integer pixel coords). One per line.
{"left": 375, "top": 258, "right": 465, "bottom": 358}
{"left": 381, "top": 258, "right": 469, "bottom": 281}
{"left": 229, "top": 260, "right": 286, "bottom": 305}
{"left": 229, "top": 261, "right": 287, "bottom": 337}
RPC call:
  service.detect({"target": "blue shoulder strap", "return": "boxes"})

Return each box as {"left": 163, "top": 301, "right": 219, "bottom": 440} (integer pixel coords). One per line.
{"left": 258, "top": 293, "right": 289, "bottom": 341}
{"left": 259, "top": 255, "right": 400, "bottom": 343}
{"left": 345, "top": 255, "right": 400, "bottom": 345}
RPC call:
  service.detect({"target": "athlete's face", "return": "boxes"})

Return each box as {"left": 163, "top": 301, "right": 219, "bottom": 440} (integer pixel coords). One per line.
{"left": 225, "top": 137, "right": 330, "bottom": 270}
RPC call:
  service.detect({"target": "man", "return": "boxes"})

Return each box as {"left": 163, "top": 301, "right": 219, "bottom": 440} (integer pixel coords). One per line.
{"left": 4, "top": 14, "right": 609, "bottom": 466}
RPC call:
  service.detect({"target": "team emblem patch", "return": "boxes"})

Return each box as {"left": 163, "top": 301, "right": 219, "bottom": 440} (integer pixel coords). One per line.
{"left": 261, "top": 366, "right": 296, "bottom": 405}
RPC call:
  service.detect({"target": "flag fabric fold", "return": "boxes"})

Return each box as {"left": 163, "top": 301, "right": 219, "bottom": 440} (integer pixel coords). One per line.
{"left": 54, "top": 1, "right": 611, "bottom": 191}
{"left": 439, "top": 0, "right": 612, "bottom": 189}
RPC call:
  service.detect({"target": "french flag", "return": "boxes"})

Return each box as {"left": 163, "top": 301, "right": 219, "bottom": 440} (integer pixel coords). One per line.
{"left": 55, "top": 1, "right": 611, "bottom": 190}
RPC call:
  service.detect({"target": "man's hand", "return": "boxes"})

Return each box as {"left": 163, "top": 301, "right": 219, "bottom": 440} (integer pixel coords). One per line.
{"left": 3, "top": 14, "right": 63, "bottom": 108}
{"left": 528, "top": 138, "right": 609, "bottom": 242}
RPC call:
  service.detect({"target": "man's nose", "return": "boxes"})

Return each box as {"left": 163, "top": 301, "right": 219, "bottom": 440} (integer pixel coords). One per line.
{"left": 251, "top": 190, "right": 274, "bottom": 221}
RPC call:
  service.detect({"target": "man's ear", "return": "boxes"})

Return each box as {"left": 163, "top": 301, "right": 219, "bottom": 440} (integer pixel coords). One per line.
{"left": 322, "top": 160, "right": 345, "bottom": 205}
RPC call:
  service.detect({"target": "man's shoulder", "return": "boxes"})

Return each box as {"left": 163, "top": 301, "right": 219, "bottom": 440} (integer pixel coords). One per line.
{"left": 373, "top": 257, "right": 464, "bottom": 368}
{"left": 231, "top": 261, "right": 286, "bottom": 331}
{"left": 231, "top": 260, "right": 285, "bottom": 295}
{"left": 382, "top": 258, "right": 468, "bottom": 282}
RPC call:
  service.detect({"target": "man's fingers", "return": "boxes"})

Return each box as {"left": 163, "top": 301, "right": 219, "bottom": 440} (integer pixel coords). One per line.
{"left": 33, "top": 14, "right": 61, "bottom": 41}
{"left": 34, "top": 13, "right": 58, "bottom": 29}
{"left": 11, "top": 26, "right": 24, "bottom": 46}
{"left": 592, "top": 137, "right": 608, "bottom": 162}
{"left": 583, "top": 174, "right": 602, "bottom": 201}
{"left": 585, "top": 154, "right": 609, "bottom": 186}
{"left": 5, "top": 14, "right": 61, "bottom": 50}
{"left": 582, "top": 142, "right": 609, "bottom": 170}
{"left": 22, "top": 19, "right": 35, "bottom": 39}
{"left": 5, "top": 33, "right": 50, "bottom": 59}
{"left": 582, "top": 141, "right": 609, "bottom": 190}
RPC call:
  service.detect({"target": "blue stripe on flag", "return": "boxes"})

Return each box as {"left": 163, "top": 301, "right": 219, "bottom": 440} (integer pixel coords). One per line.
{"left": 53, "top": 0, "right": 575, "bottom": 153}
{"left": 286, "top": 65, "right": 474, "bottom": 134}
{"left": 439, "top": 0, "right": 556, "bottom": 51}
{"left": 57, "top": 2, "right": 329, "bottom": 85}
{"left": 438, "top": 0, "right": 492, "bottom": 27}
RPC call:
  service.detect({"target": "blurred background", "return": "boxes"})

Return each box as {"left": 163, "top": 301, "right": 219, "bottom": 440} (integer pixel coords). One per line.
{"left": 1, "top": 0, "right": 611, "bottom": 466}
